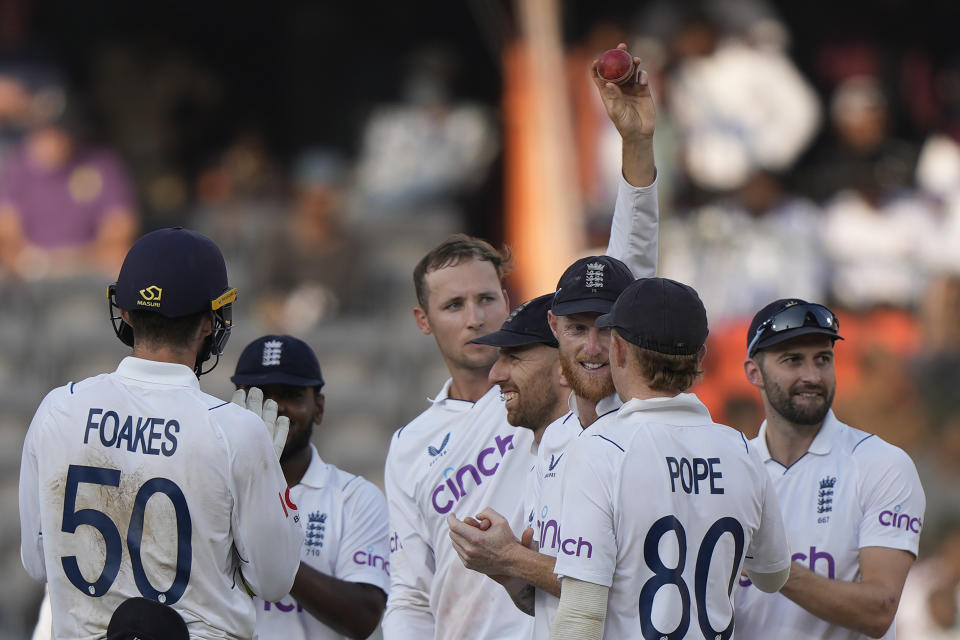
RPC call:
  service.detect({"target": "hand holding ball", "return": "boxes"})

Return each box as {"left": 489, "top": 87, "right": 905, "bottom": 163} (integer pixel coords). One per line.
{"left": 596, "top": 48, "right": 637, "bottom": 85}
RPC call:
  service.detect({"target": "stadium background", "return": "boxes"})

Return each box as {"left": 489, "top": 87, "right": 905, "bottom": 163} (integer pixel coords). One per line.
{"left": 1, "top": 0, "right": 958, "bottom": 637}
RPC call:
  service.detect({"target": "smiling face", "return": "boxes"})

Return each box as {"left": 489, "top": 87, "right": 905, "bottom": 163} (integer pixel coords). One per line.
{"left": 414, "top": 257, "right": 510, "bottom": 374}
{"left": 488, "top": 343, "right": 564, "bottom": 432}
{"left": 549, "top": 311, "right": 616, "bottom": 403}
{"left": 748, "top": 334, "right": 837, "bottom": 429}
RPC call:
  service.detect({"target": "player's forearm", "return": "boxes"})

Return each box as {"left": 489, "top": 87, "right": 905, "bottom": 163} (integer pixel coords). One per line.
{"left": 502, "top": 545, "right": 562, "bottom": 597}
{"left": 621, "top": 135, "right": 655, "bottom": 188}
{"left": 290, "top": 563, "right": 386, "bottom": 639}
{"left": 493, "top": 575, "right": 536, "bottom": 616}
{"left": 779, "top": 562, "right": 898, "bottom": 638}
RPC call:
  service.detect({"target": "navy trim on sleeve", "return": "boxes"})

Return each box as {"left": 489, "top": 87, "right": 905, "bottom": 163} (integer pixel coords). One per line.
{"left": 852, "top": 434, "right": 876, "bottom": 454}
{"left": 593, "top": 434, "right": 625, "bottom": 452}
{"left": 740, "top": 432, "right": 749, "bottom": 453}
{"left": 208, "top": 401, "right": 230, "bottom": 411}
{"left": 342, "top": 475, "right": 361, "bottom": 491}
{"left": 69, "top": 382, "right": 76, "bottom": 394}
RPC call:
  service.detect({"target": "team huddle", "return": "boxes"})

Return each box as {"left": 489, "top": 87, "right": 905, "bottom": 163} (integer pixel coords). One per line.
{"left": 18, "top": 46, "right": 925, "bottom": 640}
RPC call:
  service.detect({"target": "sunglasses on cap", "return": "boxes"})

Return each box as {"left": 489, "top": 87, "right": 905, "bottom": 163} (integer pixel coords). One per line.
{"left": 747, "top": 303, "right": 840, "bottom": 357}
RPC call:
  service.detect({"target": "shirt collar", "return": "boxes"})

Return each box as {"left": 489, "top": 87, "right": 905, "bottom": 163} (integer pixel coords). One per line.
{"left": 618, "top": 393, "right": 713, "bottom": 425}
{"left": 298, "top": 445, "right": 330, "bottom": 489}
{"left": 754, "top": 409, "right": 840, "bottom": 461}
{"left": 567, "top": 392, "right": 624, "bottom": 422}
{"left": 428, "top": 378, "right": 497, "bottom": 411}
{"left": 115, "top": 356, "right": 200, "bottom": 390}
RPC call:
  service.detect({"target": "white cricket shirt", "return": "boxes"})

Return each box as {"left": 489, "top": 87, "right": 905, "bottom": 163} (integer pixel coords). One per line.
{"left": 554, "top": 393, "right": 790, "bottom": 640}
{"left": 19, "top": 357, "right": 304, "bottom": 640}
{"left": 382, "top": 381, "right": 536, "bottom": 640}
{"left": 528, "top": 394, "right": 621, "bottom": 640}
{"left": 735, "top": 411, "right": 926, "bottom": 640}
{"left": 253, "top": 445, "right": 390, "bottom": 640}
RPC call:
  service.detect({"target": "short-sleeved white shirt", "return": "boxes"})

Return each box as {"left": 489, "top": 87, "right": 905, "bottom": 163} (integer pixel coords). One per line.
{"left": 19, "top": 357, "right": 304, "bottom": 640}
{"left": 254, "top": 445, "right": 390, "bottom": 639}
{"left": 554, "top": 393, "right": 790, "bottom": 640}
{"left": 526, "top": 393, "right": 621, "bottom": 640}
{"left": 735, "top": 411, "right": 926, "bottom": 640}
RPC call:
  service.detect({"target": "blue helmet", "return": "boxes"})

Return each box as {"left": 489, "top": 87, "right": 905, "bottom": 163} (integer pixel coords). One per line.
{"left": 108, "top": 227, "right": 238, "bottom": 376}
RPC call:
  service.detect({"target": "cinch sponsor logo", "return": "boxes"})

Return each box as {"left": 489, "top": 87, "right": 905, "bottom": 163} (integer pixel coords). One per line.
{"left": 739, "top": 546, "right": 836, "bottom": 587}
{"left": 389, "top": 530, "right": 402, "bottom": 553}
{"left": 538, "top": 518, "right": 593, "bottom": 558}
{"left": 879, "top": 505, "right": 921, "bottom": 533}
{"left": 354, "top": 545, "right": 390, "bottom": 575}
{"left": 430, "top": 433, "right": 517, "bottom": 514}
{"left": 262, "top": 598, "right": 304, "bottom": 613}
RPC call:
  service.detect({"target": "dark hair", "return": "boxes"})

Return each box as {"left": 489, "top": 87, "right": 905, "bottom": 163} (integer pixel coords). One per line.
{"left": 413, "top": 233, "right": 513, "bottom": 309}
{"left": 623, "top": 336, "right": 704, "bottom": 394}
{"left": 127, "top": 310, "right": 207, "bottom": 349}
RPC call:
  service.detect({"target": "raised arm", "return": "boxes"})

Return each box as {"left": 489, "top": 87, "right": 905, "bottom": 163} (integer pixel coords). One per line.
{"left": 599, "top": 43, "right": 659, "bottom": 278}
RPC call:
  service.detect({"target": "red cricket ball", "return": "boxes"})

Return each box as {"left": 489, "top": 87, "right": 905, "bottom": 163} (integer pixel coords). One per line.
{"left": 596, "top": 48, "right": 635, "bottom": 85}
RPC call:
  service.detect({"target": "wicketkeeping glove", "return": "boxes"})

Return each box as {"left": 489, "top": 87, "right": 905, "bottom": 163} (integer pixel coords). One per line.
{"left": 231, "top": 387, "right": 289, "bottom": 460}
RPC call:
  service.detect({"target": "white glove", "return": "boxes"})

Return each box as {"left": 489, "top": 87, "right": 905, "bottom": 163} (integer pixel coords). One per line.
{"left": 232, "top": 387, "right": 290, "bottom": 460}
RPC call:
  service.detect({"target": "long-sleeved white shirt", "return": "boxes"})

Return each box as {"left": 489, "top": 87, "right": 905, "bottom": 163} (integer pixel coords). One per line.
{"left": 19, "top": 357, "right": 303, "bottom": 640}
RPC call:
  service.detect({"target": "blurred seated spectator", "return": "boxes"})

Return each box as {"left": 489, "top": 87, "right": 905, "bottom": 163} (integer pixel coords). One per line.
{"left": 0, "top": 68, "right": 31, "bottom": 168}
{"left": 898, "top": 528, "right": 960, "bottom": 639}
{"left": 661, "top": 169, "right": 827, "bottom": 323}
{"left": 660, "top": 2, "right": 820, "bottom": 192}
{"left": 0, "top": 96, "right": 137, "bottom": 280}
{"left": 254, "top": 148, "right": 370, "bottom": 331}
{"left": 354, "top": 46, "right": 497, "bottom": 219}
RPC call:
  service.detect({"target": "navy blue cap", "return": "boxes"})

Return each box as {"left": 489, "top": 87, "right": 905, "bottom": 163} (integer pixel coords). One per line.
{"left": 107, "top": 597, "right": 189, "bottom": 640}
{"left": 746, "top": 299, "right": 843, "bottom": 356}
{"left": 115, "top": 227, "right": 236, "bottom": 318}
{"left": 551, "top": 255, "right": 635, "bottom": 316}
{"left": 471, "top": 293, "right": 558, "bottom": 348}
{"left": 596, "top": 277, "right": 708, "bottom": 355}
{"left": 231, "top": 335, "right": 325, "bottom": 388}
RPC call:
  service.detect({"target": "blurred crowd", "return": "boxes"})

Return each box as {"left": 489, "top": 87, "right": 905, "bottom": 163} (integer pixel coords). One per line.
{"left": 0, "top": 0, "right": 957, "bottom": 636}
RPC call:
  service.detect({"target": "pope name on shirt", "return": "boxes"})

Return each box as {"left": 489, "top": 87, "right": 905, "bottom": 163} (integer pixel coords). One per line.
{"left": 666, "top": 455, "right": 725, "bottom": 495}
{"left": 83, "top": 407, "right": 179, "bottom": 457}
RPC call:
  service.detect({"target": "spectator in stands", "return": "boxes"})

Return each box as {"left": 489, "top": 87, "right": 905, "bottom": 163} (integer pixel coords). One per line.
{"left": 0, "top": 93, "right": 137, "bottom": 279}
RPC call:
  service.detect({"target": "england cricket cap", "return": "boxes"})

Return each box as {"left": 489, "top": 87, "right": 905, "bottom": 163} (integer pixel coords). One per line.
{"left": 551, "top": 255, "right": 635, "bottom": 316}
{"left": 470, "top": 293, "right": 558, "bottom": 348}
{"left": 596, "top": 277, "right": 708, "bottom": 355}
{"left": 746, "top": 298, "right": 843, "bottom": 357}
{"left": 106, "top": 597, "right": 189, "bottom": 640}
{"left": 231, "top": 335, "right": 325, "bottom": 388}
{"left": 114, "top": 227, "right": 237, "bottom": 318}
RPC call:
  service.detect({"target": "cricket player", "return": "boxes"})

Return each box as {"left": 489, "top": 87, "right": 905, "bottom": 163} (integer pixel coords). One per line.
{"left": 550, "top": 277, "right": 791, "bottom": 640}
{"left": 735, "top": 299, "right": 926, "bottom": 639}
{"left": 446, "top": 254, "right": 641, "bottom": 638}
{"left": 383, "top": 45, "right": 660, "bottom": 640}
{"left": 19, "top": 228, "right": 303, "bottom": 639}
{"left": 231, "top": 335, "right": 390, "bottom": 640}
{"left": 445, "top": 293, "right": 571, "bottom": 613}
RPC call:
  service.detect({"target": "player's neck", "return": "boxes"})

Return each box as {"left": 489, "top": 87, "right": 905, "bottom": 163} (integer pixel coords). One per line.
{"left": 763, "top": 412, "right": 823, "bottom": 468}
{"left": 131, "top": 344, "right": 198, "bottom": 371}
{"left": 282, "top": 446, "right": 311, "bottom": 487}
{"left": 575, "top": 395, "right": 600, "bottom": 428}
{"left": 447, "top": 367, "right": 493, "bottom": 403}
{"left": 533, "top": 402, "right": 572, "bottom": 443}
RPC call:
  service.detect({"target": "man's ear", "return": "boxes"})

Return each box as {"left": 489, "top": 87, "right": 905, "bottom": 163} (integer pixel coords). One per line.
{"left": 744, "top": 357, "right": 764, "bottom": 389}
{"left": 413, "top": 306, "right": 432, "bottom": 336}
{"left": 314, "top": 392, "right": 326, "bottom": 425}
{"left": 547, "top": 310, "right": 560, "bottom": 339}
{"left": 611, "top": 332, "right": 627, "bottom": 368}
{"left": 501, "top": 288, "right": 510, "bottom": 312}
